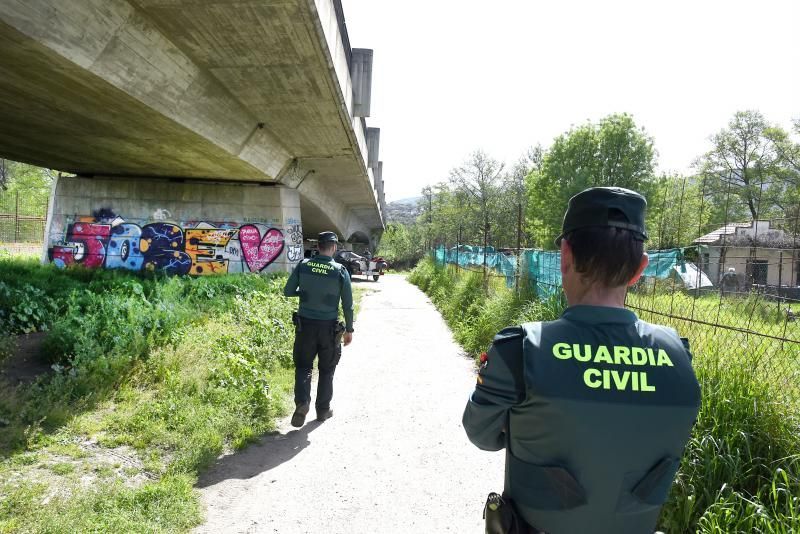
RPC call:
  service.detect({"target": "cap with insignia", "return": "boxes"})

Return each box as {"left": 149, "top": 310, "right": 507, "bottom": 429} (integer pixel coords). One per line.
{"left": 318, "top": 231, "right": 339, "bottom": 244}
{"left": 555, "top": 187, "right": 648, "bottom": 246}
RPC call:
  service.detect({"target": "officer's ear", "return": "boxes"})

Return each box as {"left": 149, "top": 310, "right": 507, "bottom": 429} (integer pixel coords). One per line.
{"left": 627, "top": 253, "right": 649, "bottom": 287}
{"left": 560, "top": 239, "right": 573, "bottom": 276}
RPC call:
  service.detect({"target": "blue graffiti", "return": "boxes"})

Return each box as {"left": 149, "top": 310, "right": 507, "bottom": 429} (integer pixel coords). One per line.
{"left": 105, "top": 224, "right": 144, "bottom": 270}
{"left": 140, "top": 223, "right": 191, "bottom": 275}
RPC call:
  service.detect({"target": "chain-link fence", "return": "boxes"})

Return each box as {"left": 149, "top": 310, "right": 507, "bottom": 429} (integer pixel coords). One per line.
{"left": 0, "top": 189, "right": 48, "bottom": 255}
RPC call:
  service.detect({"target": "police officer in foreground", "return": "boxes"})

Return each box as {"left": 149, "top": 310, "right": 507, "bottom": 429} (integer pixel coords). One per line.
{"left": 284, "top": 231, "right": 354, "bottom": 427}
{"left": 463, "top": 187, "right": 701, "bottom": 534}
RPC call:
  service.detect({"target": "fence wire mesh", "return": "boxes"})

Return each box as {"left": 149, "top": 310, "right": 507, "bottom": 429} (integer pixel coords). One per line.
{"left": 0, "top": 189, "right": 48, "bottom": 255}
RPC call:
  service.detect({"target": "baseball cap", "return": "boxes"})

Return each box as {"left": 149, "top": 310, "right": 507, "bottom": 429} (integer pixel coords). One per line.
{"left": 318, "top": 231, "right": 339, "bottom": 244}
{"left": 555, "top": 187, "right": 648, "bottom": 246}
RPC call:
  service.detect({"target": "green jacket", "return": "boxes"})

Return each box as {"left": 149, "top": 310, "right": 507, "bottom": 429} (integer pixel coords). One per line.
{"left": 463, "top": 305, "right": 701, "bottom": 534}
{"left": 283, "top": 255, "right": 354, "bottom": 332}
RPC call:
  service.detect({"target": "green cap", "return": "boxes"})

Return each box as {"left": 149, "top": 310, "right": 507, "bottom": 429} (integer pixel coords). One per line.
{"left": 318, "top": 231, "right": 339, "bottom": 244}
{"left": 555, "top": 187, "right": 648, "bottom": 246}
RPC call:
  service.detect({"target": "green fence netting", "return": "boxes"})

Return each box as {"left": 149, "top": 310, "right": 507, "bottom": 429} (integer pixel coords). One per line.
{"left": 435, "top": 245, "right": 685, "bottom": 297}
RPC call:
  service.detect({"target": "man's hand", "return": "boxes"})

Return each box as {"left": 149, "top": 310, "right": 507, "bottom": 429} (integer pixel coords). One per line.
{"left": 343, "top": 332, "right": 353, "bottom": 346}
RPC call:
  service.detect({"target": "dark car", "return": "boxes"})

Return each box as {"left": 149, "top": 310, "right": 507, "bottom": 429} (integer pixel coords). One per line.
{"left": 334, "top": 250, "right": 387, "bottom": 281}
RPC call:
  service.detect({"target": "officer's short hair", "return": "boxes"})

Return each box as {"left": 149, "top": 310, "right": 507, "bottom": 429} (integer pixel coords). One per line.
{"left": 319, "top": 241, "right": 337, "bottom": 254}
{"left": 565, "top": 210, "right": 644, "bottom": 288}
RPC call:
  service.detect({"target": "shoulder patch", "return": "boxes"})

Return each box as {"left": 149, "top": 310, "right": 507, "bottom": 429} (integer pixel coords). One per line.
{"left": 492, "top": 326, "right": 524, "bottom": 345}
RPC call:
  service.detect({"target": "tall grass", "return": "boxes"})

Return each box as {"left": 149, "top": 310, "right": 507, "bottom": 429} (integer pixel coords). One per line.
{"left": 409, "top": 259, "right": 563, "bottom": 358}
{"left": 409, "top": 257, "right": 800, "bottom": 532}
{"left": 0, "top": 259, "right": 298, "bottom": 532}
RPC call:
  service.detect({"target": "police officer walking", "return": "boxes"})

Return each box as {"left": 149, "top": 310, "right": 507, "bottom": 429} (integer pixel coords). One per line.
{"left": 463, "top": 187, "right": 701, "bottom": 534}
{"left": 284, "top": 231, "right": 354, "bottom": 427}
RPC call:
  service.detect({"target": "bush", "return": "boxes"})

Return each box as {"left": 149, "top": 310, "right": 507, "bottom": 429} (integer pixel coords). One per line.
{"left": 0, "top": 282, "right": 58, "bottom": 334}
{"left": 0, "top": 260, "right": 295, "bottom": 449}
{"left": 659, "top": 345, "right": 800, "bottom": 532}
{"left": 0, "top": 258, "right": 302, "bottom": 530}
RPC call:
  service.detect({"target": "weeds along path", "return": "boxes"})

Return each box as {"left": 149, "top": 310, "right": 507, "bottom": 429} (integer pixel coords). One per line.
{"left": 195, "top": 274, "right": 503, "bottom": 533}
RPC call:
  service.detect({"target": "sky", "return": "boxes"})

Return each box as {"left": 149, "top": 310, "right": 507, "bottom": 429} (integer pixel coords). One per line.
{"left": 341, "top": 0, "right": 800, "bottom": 202}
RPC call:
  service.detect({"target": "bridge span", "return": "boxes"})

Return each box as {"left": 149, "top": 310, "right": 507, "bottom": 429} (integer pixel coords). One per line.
{"left": 0, "top": 0, "right": 386, "bottom": 273}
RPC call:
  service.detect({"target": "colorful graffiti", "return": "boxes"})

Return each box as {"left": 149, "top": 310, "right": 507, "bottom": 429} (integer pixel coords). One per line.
{"left": 50, "top": 213, "right": 297, "bottom": 275}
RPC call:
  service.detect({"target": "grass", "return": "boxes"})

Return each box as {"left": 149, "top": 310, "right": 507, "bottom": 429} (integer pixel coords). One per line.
{"left": 409, "top": 257, "right": 800, "bottom": 532}
{"left": 0, "top": 258, "right": 324, "bottom": 532}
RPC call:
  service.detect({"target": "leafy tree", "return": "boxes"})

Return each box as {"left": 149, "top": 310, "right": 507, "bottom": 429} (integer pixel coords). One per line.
{"left": 527, "top": 114, "right": 656, "bottom": 248}
{"left": 0, "top": 160, "right": 9, "bottom": 191}
{"left": 645, "top": 175, "right": 710, "bottom": 249}
{"left": 376, "top": 223, "right": 426, "bottom": 268}
{"left": 448, "top": 150, "right": 505, "bottom": 250}
{"left": 496, "top": 147, "right": 541, "bottom": 250}
{"left": 0, "top": 160, "right": 55, "bottom": 216}
{"left": 696, "top": 111, "right": 782, "bottom": 225}
{"left": 765, "top": 118, "right": 800, "bottom": 232}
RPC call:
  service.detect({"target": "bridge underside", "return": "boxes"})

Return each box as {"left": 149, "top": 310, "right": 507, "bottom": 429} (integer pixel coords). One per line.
{"left": 0, "top": 0, "right": 383, "bottom": 259}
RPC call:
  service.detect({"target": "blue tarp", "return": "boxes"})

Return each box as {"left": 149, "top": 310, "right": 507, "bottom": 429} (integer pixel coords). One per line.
{"left": 435, "top": 245, "right": 686, "bottom": 296}
{"left": 435, "top": 246, "right": 516, "bottom": 287}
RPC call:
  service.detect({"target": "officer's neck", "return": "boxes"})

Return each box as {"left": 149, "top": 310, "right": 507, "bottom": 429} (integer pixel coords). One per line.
{"left": 566, "top": 284, "right": 628, "bottom": 309}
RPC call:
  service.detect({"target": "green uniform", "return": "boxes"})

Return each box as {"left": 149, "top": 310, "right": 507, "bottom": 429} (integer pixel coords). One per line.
{"left": 463, "top": 305, "right": 701, "bottom": 534}
{"left": 284, "top": 254, "right": 354, "bottom": 411}
{"left": 284, "top": 255, "right": 354, "bottom": 331}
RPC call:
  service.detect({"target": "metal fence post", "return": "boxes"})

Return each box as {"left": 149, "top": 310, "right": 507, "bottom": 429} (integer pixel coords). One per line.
{"left": 456, "top": 226, "right": 461, "bottom": 274}
{"left": 14, "top": 191, "right": 19, "bottom": 243}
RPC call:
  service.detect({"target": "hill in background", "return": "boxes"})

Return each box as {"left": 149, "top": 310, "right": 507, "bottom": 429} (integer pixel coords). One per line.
{"left": 385, "top": 196, "right": 422, "bottom": 225}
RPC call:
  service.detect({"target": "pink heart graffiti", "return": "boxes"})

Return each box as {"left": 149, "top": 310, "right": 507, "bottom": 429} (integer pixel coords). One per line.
{"left": 239, "top": 225, "right": 285, "bottom": 272}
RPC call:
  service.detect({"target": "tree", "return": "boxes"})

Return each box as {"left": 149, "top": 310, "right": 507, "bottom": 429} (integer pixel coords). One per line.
{"left": 696, "top": 110, "right": 781, "bottom": 224}
{"left": 645, "top": 174, "right": 710, "bottom": 249}
{"left": 527, "top": 114, "right": 656, "bottom": 248}
{"left": 765, "top": 118, "right": 800, "bottom": 232}
{"left": 0, "top": 160, "right": 9, "bottom": 190}
{"left": 0, "top": 160, "right": 55, "bottom": 215}
{"left": 448, "top": 150, "right": 505, "bottom": 251}
{"left": 376, "top": 223, "right": 426, "bottom": 268}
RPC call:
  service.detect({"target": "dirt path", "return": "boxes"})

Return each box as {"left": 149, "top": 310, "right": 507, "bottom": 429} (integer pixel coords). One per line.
{"left": 195, "top": 274, "right": 503, "bottom": 533}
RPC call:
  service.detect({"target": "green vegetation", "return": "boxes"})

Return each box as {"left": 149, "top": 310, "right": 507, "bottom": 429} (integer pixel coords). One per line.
{"left": 409, "top": 258, "right": 563, "bottom": 357}
{"left": 376, "top": 223, "right": 427, "bottom": 269}
{"left": 527, "top": 113, "right": 657, "bottom": 246}
{"left": 0, "top": 258, "right": 299, "bottom": 532}
{"left": 410, "top": 258, "right": 800, "bottom": 533}
{"left": 0, "top": 160, "right": 52, "bottom": 245}
{"left": 400, "top": 110, "right": 800, "bottom": 253}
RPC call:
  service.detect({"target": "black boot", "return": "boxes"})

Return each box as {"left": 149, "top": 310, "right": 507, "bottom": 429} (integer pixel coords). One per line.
{"left": 291, "top": 403, "right": 309, "bottom": 427}
{"left": 316, "top": 407, "right": 334, "bottom": 422}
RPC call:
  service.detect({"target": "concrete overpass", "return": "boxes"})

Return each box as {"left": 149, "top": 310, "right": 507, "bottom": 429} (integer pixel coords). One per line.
{"left": 0, "top": 0, "right": 387, "bottom": 274}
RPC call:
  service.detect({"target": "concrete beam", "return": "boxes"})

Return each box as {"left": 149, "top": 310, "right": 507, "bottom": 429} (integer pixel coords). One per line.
{"left": 0, "top": 1, "right": 292, "bottom": 180}
{"left": 351, "top": 48, "right": 373, "bottom": 118}
{"left": 367, "top": 128, "right": 381, "bottom": 170}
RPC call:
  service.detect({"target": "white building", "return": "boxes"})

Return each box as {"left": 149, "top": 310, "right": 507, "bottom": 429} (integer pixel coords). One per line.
{"left": 694, "top": 220, "right": 799, "bottom": 288}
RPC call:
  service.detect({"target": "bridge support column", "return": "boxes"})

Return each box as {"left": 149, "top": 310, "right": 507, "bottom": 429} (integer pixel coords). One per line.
{"left": 43, "top": 176, "right": 304, "bottom": 275}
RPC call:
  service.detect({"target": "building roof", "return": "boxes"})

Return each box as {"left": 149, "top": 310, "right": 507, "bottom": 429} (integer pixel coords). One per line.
{"left": 694, "top": 220, "right": 799, "bottom": 248}
{"left": 694, "top": 223, "right": 753, "bottom": 244}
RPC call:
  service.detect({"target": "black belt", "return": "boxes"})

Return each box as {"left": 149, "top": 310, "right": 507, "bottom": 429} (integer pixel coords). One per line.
{"left": 296, "top": 315, "right": 337, "bottom": 325}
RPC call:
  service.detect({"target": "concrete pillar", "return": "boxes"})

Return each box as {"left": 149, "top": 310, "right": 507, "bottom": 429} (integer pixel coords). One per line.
{"left": 379, "top": 179, "right": 386, "bottom": 216}
{"left": 366, "top": 128, "right": 380, "bottom": 170}
{"left": 373, "top": 161, "right": 383, "bottom": 194}
{"left": 351, "top": 48, "right": 373, "bottom": 118}
{"left": 44, "top": 176, "right": 304, "bottom": 275}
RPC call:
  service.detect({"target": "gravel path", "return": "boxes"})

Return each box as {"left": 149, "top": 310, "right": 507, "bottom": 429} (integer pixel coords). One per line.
{"left": 195, "top": 274, "right": 503, "bottom": 533}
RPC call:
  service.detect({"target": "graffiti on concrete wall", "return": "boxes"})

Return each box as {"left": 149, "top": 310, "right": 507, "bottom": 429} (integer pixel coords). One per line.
{"left": 50, "top": 211, "right": 300, "bottom": 275}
